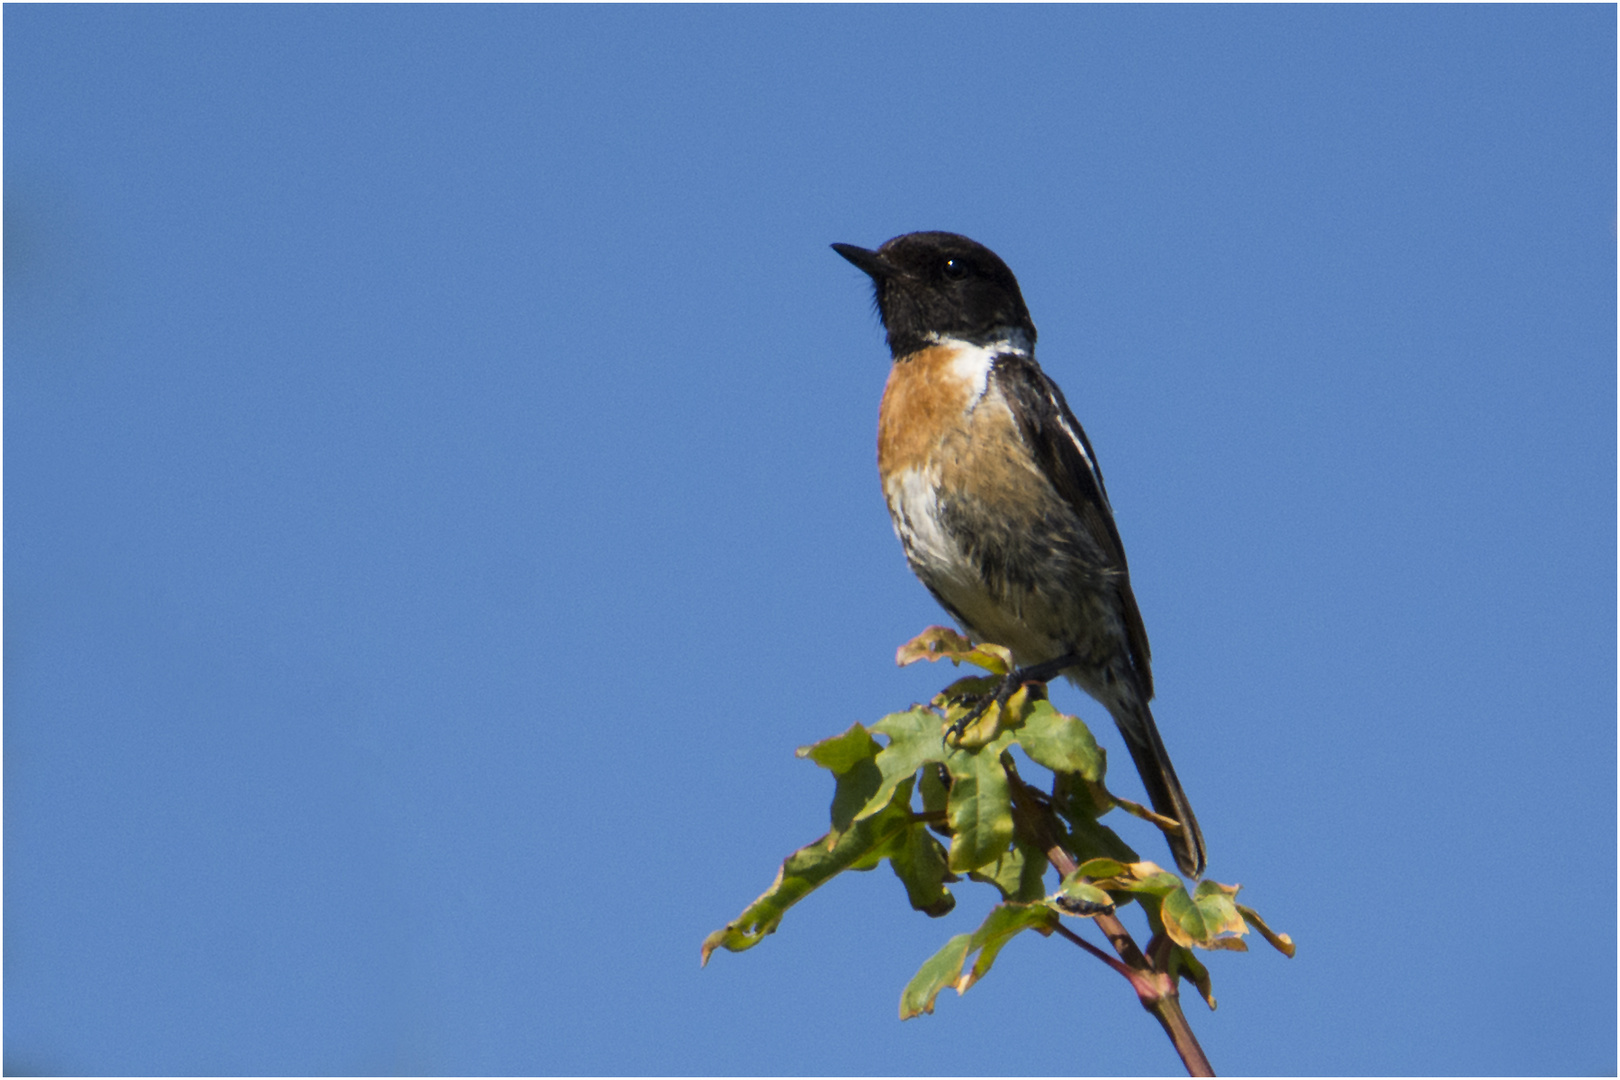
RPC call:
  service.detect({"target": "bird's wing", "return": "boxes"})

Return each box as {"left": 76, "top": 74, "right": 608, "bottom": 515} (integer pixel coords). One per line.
{"left": 992, "top": 353, "right": 1154, "bottom": 696}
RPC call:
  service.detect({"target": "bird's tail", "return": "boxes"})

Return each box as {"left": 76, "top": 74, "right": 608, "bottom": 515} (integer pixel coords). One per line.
{"left": 1112, "top": 702, "right": 1207, "bottom": 879}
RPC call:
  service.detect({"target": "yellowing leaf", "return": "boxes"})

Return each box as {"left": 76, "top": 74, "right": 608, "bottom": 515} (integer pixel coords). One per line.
{"left": 1237, "top": 902, "right": 1297, "bottom": 958}
{"left": 1160, "top": 885, "right": 1204, "bottom": 947}
{"left": 1161, "top": 878, "right": 1249, "bottom": 950}
{"left": 1191, "top": 881, "right": 1248, "bottom": 938}
{"left": 968, "top": 643, "right": 1015, "bottom": 675}
{"left": 895, "top": 626, "right": 1013, "bottom": 676}
{"left": 1110, "top": 792, "right": 1187, "bottom": 832}
{"left": 947, "top": 713, "right": 996, "bottom": 751}
{"left": 896, "top": 626, "right": 976, "bottom": 667}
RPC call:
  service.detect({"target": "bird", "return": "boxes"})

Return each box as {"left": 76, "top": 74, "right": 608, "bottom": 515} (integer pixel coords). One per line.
{"left": 831, "top": 231, "right": 1207, "bottom": 878}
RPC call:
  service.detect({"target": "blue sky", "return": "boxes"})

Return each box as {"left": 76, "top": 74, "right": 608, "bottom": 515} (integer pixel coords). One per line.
{"left": 5, "top": 5, "right": 1614, "bottom": 1076}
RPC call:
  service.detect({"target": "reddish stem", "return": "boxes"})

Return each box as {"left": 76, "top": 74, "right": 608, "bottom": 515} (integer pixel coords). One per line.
{"left": 1006, "top": 771, "right": 1214, "bottom": 1077}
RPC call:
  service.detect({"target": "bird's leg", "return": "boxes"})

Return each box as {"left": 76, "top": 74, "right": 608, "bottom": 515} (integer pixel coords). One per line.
{"left": 944, "top": 652, "right": 1081, "bottom": 743}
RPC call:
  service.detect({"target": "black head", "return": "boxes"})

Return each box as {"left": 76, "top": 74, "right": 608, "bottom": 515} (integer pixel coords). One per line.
{"left": 831, "top": 231, "right": 1036, "bottom": 358}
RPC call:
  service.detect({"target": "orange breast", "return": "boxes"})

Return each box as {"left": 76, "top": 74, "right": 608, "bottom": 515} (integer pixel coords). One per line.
{"left": 877, "top": 344, "right": 980, "bottom": 479}
{"left": 879, "top": 342, "right": 1047, "bottom": 504}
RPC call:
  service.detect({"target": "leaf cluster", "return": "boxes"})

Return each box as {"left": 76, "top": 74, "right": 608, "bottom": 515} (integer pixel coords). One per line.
{"left": 702, "top": 627, "right": 1292, "bottom": 1025}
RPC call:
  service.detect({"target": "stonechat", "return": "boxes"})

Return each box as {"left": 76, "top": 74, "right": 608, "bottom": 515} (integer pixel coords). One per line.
{"left": 833, "top": 231, "right": 1207, "bottom": 878}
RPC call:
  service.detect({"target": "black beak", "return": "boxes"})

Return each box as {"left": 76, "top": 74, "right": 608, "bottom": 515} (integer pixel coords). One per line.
{"left": 831, "top": 242, "right": 892, "bottom": 280}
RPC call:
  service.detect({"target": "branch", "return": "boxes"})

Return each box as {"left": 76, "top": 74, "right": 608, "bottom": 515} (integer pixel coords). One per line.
{"left": 1005, "top": 768, "right": 1215, "bottom": 1077}
{"left": 1051, "top": 920, "right": 1133, "bottom": 979}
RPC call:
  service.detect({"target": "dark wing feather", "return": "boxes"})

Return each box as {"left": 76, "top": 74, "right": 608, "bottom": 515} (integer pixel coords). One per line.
{"left": 992, "top": 354, "right": 1155, "bottom": 697}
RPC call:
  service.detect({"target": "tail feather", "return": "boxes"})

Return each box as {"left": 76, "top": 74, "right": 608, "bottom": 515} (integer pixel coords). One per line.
{"left": 1113, "top": 703, "right": 1207, "bottom": 878}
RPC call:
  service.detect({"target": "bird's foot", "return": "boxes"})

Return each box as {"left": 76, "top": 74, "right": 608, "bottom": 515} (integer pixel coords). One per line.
{"left": 942, "top": 652, "right": 1081, "bottom": 746}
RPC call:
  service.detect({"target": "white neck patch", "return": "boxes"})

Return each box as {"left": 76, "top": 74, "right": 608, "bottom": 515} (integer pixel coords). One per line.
{"left": 928, "top": 328, "right": 1032, "bottom": 409}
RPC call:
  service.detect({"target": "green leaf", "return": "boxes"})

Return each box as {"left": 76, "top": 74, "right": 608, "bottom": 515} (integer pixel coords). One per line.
{"left": 888, "top": 818, "right": 956, "bottom": 917}
{"left": 701, "top": 781, "right": 914, "bottom": 964}
{"left": 943, "top": 739, "right": 1017, "bottom": 873}
{"left": 1062, "top": 814, "right": 1140, "bottom": 868}
{"left": 957, "top": 901, "right": 1059, "bottom": 992}
{"left": 1076, "top": 858, "right": 1183, "bottom": 915}
{"left": 846, "top": 777, "right": 918, "bottom": 872}
{"left": 1088, "top": 861, "right": 1183, "bottom": 898}
{"left": 1051, "top": 769, "right": 1114, "bottom": 823}
{"left": 1075, "top": 858, "right": 1129, "bottom": 879}
{"left": 918, "top": 763, "right": 949, "bottom": 817}
{"left": 969, "top": 833, "right": 1049, "bottom": 902}
{"left": 853, "top": 707, "right": 950, "bottom": 823}
{"left": 899, "top": 934, "right": 972, "bottom": 1018}
{"left": 1174, "top": 946, "right": 1217, "bottom": 1010}
{"left": 829, "top": 757, "right": 883, "bottom": 834}
{"left": 796, "top": 722, "right": 881, "bottom": 774}
{"left": 715, "top": 628, "right": 1290, "bottom": 1013}
{"left": 1237, "top": 902, "right": 1297, "bottom": 958}
{"left": 1193, "top": 879, "right": 1244, "bottom": 908}
{"left": 1129, "top": 866, "right": 1186, "bottom": 897}
{"left": 793, "top": 725, "right": 887, "bottom": 835}
{"left": 1016, "top": 701, "right": 1104, "bottom": 781}
{"left": 898, "top": 902, "right": 1059, "bottom": 1018}
{"left": 796, "top": 722, "right": 886, "bottom": 833}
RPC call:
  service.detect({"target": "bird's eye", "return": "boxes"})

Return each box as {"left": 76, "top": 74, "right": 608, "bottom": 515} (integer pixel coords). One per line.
{"left": 942, "top": 257, "right": 969, "bottom": 281}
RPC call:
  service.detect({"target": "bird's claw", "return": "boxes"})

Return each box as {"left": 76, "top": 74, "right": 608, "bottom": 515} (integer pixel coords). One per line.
{"left": 943, "top": 673, "right": 1020, "bottom": 745}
